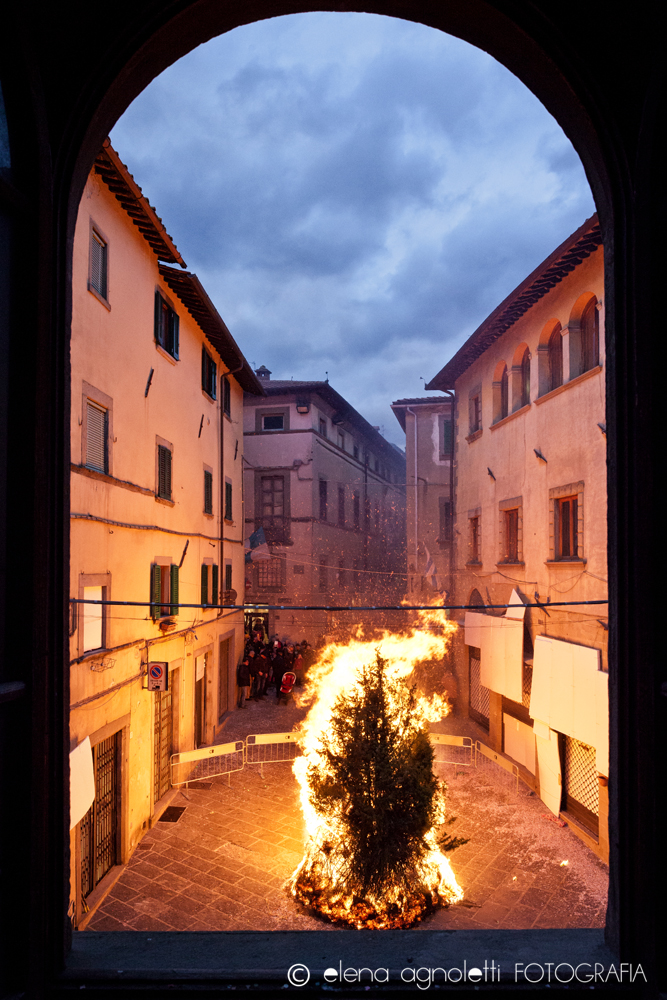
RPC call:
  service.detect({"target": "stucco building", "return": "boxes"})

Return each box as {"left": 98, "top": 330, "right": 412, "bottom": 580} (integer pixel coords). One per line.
{"left": 68, "top": 140, "right": 262, "bottom": 926}
{"left": 426, "top": 215, "right": 608, "bottom": 860}
{"left": 243, "top": 369, "right": 406, "bottom": 643}
{"left": 390, "top": 396, "right": 454, "bottom": 600}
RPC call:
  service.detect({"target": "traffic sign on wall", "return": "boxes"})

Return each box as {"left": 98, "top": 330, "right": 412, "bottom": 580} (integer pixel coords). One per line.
{"left": 147, "top": 661, "right": 168, "bottom": 691}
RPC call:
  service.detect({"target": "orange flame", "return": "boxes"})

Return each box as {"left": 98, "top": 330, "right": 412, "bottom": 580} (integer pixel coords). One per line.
{"left": 288, "top": 608, "right": 463, "bottom": 928}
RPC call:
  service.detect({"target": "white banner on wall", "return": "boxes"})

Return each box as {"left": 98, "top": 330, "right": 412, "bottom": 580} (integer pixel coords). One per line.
{"left": 69, "top": 736, "right": 95, "bottom": 830}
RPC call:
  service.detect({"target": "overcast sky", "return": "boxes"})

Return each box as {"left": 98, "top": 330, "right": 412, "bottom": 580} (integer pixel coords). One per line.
{"left": 110, "top": 12, "right": 594, "bottom": 446}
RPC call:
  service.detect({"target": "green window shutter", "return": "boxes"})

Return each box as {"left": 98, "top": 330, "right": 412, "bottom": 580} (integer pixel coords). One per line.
{"left": 211, "top": 564, "right": 219, "bottom": 607}
{"left": 201, "top": 564, "right": 208, "bottom": 607}
{"left": 170, "top": 564, "right": 179, "bottom": 617}
{"left": 151, "top": 564, "right": 161, "bottom": 620}
{"left": 201, "top": 346, "right": 207, "bottom": 391}
{"left": 171, "top": 311, "right": 179, "bottom": 359}
{"left": 225, "top": 481, "right": 232, "bottom": 520}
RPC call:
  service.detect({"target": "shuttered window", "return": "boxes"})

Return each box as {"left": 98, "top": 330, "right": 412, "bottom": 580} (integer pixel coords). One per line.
{"left": 154, "top": 291, "right": 179, "bottom": 359}
{"left": 224, "top": 481, "right": 232, "bottom": 521}
{"left": 202, "top": 348, "right": 217, "bottom": 399}
{"left": 157, "top": 445, "right": 172, "bottom": 500}
{"left": 86, "top": 401, "right": 107, "bottom": 473}
{"left": 222, "top": 377, "right": 231, "bottom": 416}
{"left": 150, "top": 563, "right": 179, "bottom": 620}
{"left": 89, "top": 230, "right": 108, "bottom": 299}
{"left": 200, "top": 564, "right": 218, "bottom": 607}
{"left": 204, "top": 470, "right": 213, "bottom": 514}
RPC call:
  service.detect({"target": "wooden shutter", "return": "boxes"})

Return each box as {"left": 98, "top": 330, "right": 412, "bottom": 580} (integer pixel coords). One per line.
{"left": 158, "top": 446, "right": 172, "bottom": 499}
{"left": 170, "top": 310, "right": 179, "bottom": 359}
{"left": 225, "top": 481, "right": 232, "bottom": 520}
{"left": 86, "top": 401, "right": 107, "bottom": 473}
{"left": 151, "top": 564, "right": 161, "bottom": 620}
{"left": 201, "top": 564, "right": 208, "bottom": 606}
{"left": 170, "top": 564, "right": 179, "bottom": 617}
{"left": 204, "top": 471, "right": 213, "bottom": 514}
{"left": 90, "top": 230, "right": 107, "bottom": 298}
{"left": 154, "top": 291, "right": 163, "bottom": 347}
{"left": 211, "top": 564, "right": 219, "bottom": 607}
{"left": 225, "top": 563, "right": 232, "bottom": 592}
{"left": 223, "top": 377, "right": 231, "bottom": 415}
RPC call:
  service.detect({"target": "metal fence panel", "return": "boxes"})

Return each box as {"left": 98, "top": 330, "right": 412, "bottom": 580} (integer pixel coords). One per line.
{"left": 475, "top": 740, "right": 519, "bottom": 793}
{"left": 245, "top": 732, "right": 301, "bottom": 775}
{"left": 429, "top": 734, "right": 474, "bottom": 770}
{"left": 170, "top": 740, "right": 245, "bottom": 787}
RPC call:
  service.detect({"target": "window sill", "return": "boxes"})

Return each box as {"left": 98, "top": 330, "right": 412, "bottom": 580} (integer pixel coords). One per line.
{"left": 535, "top": 364, "right": 603, "bottom": 405}
{"left": 466, "top": 560, "right": 482, "bottom": 567}
{"left": 155, "top": 495, "right": 175, "bottom": 507}
{"left": 155, "top": 343, "right": 178, "bottom": 365}
{"left": 496, "top": 561, "right": 525, "bottom": 568}
{"left": 545, "top": 558, "right": 587, "bottom": 566}
{"left": 466, "top": 429, "right": 483, "bottom": 443}
{"left": 203, "top": 512, "right": 214, "bottom": 519}
{"left": 490, "top": 402, "right": 530, "bottom": 430}
{"left": 202, "top": 389, "right": 216, "bottom": 404}
{"left": 87, "top": 283, "right": 110, "bottom": 310}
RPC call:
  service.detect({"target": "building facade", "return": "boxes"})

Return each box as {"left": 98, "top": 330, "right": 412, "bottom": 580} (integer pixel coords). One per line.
{"left": 68, "top": 141, "right": 262, "bottom": 926}
{"left": 390, "top": 396, "right": 454, "bottom": 600}
{"left": 243, "top": 369, "right": 406, "bottom": 643}
{"left": 427, "top": 215, "right": 608, "bottom": 860}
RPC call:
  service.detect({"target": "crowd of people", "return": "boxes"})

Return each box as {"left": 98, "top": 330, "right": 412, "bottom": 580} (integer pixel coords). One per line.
{"left": 236, "top": 633, "right": 316, "bottom": 708}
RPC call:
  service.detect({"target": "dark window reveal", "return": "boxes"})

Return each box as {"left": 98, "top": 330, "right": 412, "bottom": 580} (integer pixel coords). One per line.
{"left": 556, "top": 496, "right": 579, "bottom": 559}
{"left": 224, "top": 481, "right": 233, "bottom": 521}
{"left": 222, "top": 377, "right": 231, "bottom": 416}
{"left": 154, "top": 291, "right": 179, "bottom": 359}
{"left": 505, "top": 508, "right": 519, "bottom": 562}
{"left": 202, "top": 347, "right": 217, "bottom": 399}
{"left": 262, "top": 414, "right": 284, "bottom": 431}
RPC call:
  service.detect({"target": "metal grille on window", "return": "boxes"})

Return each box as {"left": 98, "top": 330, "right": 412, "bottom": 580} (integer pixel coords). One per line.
{"left": 90, "top": 231, "right": 107, "bottom": 298}
{"left": 258, "top": 557, "right": 282, "bottom": 589}
{"left": 564, "top": 736, "right": 599, "bottom": 823}
{"left": 469, "top": 648, "right": 490, "bottom": 725}
{"left": 81, "top": 732, "right": 119, "bottom": 899}
{"left": 86, "top": 401, "right": 107, "bottom": 473}
{"left": 522, "top": 662, "right": 533, "bottom": 708}
{"left": 153, "top": 688, "right": 172, "bottom": 805}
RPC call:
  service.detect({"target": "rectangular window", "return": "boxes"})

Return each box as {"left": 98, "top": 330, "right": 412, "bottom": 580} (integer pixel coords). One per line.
{"left": 204, "top": 470, "right": 213, "bottom": 515}
{"left": 260, "top": 474, "right": 287, "bottom": 542}
{"left": 201, "top": 347, "right": 217, "bottom": 399}
{"left": 439, "top": 497, "right": 453, "bottom": 543}
{"left": 440, "top": 417, "right": 453, "bottom": 457}
{"left": 469, "top": 390, "right": 482, "bottom": 434}
{"left": 82, "top": 585, "right": 104, "bottom": 652}
{"left": 150, "top": 563, "right": 179, "bottom": 620}
{"left": 338, "top": 486, "right": 345, "bottom": 526}
{"left": 85, "top": 401, "right": 108, "bottom": 474}
{"left": 89, "top": 228, "right": 108, "bottom": 300}
{"left": 319, "top": 479, "right": 328, "bottom": 520}
{"left": 506, "top": 508, "right": 519, "bottom": 562}
{"left": 353, "top": 491, "right": 360, "bottom": 530}
{"left": 200, "top": 563, "right": 219, "bottom": 607}
{"left": 154, "top": 290, "right": 179, "bottom": 359}
{"left": 470, "top": 515, "right": 480, "bottom": 562}
{"left": 222, "top": 377, "right": 231, "bottom": 416}
{"left": 319, "top": 558, "right": 328, "bottom": 591}
{"left": 353, "top": 444, "right": 359, "bottom": 460}
{"left": 224, "top": 563, "right": 232, "bottom": 592}
{"left": 257, "top": 557, "right": 284, "bottom": 590}
{"left": 556, "top": 496, "right": 579, "bottom": 558}
{"left": 157, "top": 445, "right": 172, "bottom": 500}
{"left": 224, "top": 480, "right": 233, "bottom": 521}
{"left": 262, "top": 413, "right": 284, "bottom": 431}
{"left": 319, "top": 417, "right": 327, "bottom": 437}
{"left": 337, "top": 430, "right": 345, "bottom": 449}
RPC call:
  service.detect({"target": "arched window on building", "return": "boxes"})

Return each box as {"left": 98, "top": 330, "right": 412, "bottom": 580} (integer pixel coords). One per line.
{"left": 511, "top": 343, "right": 531, "bottom": 411}
{"left": 521, "top": 347, "right": 531, "bottom": 406}
{"left": 548, "top": 325, "right": 563, "bottom": 390}
{"left": 492, "top": 361, "right": 509, "bottom": 423}
{"left": 581, "top": 296, "right": 599, "bottom": 373}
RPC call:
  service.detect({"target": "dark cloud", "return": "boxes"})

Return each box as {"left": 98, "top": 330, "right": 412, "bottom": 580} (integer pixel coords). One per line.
{"left": 110, "top": 12, "right": 594, "bottom": 445}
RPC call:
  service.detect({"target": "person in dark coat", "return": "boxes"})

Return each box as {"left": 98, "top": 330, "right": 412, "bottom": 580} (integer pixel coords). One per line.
{"left": 270, "top": 640, "right": 285, "bottom": 700}
{"left": 237, "top": 656, "right": 251, "bottom": 708}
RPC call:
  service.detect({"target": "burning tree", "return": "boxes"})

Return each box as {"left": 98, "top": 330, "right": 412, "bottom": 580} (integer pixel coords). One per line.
{"left": 290, "top": 650, "right": 462, "bottom": 928}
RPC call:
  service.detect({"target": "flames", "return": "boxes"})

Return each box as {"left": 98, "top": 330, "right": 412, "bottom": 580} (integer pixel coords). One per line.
{"left": 288, "top": 610, "right": 463, "bottom": 928}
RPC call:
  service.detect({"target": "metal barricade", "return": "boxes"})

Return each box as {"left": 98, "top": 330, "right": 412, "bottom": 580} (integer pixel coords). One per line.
{"left": 245, "top": 732, "right": 301, "bottom": 777}
{"left": 170, "top": 740, "right": 245, "bottom": 787}
{"left": 475, "top": 740, "right": 519, "bottom": 793}
{"left": 429, "top": 734, "right": 474, "bottom": 774}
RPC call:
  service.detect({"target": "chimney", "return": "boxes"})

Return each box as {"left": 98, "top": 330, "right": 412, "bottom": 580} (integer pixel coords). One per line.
{"left": 255, "top": 365, "right": 272, "bottom": 380}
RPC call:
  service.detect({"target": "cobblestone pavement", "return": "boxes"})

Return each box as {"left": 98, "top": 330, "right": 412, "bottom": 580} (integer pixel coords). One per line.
{"left": 86, "top": 697, "right": 608, "bottom": 932}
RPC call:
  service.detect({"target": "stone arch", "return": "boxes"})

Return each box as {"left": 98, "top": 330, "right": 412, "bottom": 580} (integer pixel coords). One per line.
{"left": 569, "top": 291, "right": 600, "bottom": 378}
{"left": 492, "top": 360, "right": 509, "bottom": 423}
{"left": 537, "top": 318, "right": 563, "bottom": 395}
{"left": 510, "top": 341, "right": 531, "bottom": 411}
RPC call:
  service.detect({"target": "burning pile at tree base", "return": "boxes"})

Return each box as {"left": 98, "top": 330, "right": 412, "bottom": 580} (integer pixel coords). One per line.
{"left": 289, "top": 648, "right": 463, "bottom": 929}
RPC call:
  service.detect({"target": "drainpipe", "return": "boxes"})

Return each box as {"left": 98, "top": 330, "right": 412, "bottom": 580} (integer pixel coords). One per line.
{"left": 406, "top": 407, "right": 419, "bottom": 592}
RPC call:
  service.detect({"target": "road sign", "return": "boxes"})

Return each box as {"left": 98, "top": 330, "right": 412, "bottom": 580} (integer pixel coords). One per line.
{"left": 147, "top": 661, "right": 168, "bottom": 691}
